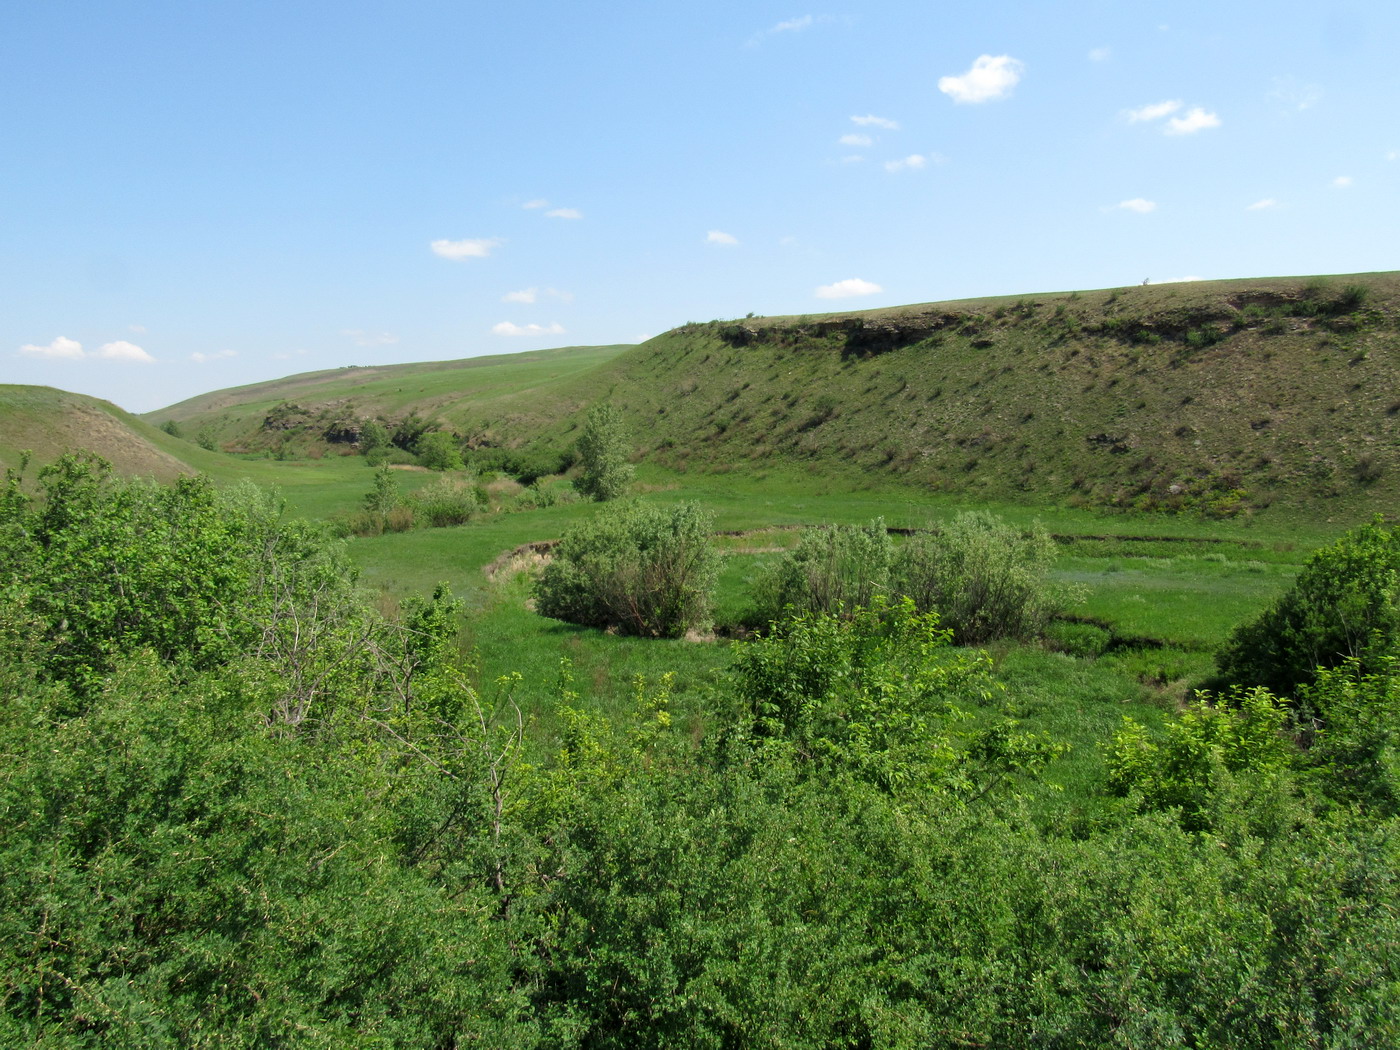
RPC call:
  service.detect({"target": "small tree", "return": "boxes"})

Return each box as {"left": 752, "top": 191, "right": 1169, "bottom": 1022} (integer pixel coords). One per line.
{"left": 359, "top": 419, "right": 390, "bottom": 457}
{"left": 575, "top": 403, "right": 633, "bottom": 502}
{"left": 363, "top": 464, "right": 400, "bottom": 515}
{"left": 416, "top": 431, "right": 464, "bottom": 472}
{"left": 534, "top": 502, "right": 718, "bottom": 638}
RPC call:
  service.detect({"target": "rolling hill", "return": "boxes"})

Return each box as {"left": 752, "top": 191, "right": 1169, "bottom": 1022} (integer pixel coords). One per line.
{"left": 143, "top": 272, "right": 1400, "bottom": 519}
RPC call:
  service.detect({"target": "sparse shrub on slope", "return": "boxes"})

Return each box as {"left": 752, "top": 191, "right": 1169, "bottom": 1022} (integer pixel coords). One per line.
{"left": 751, "top": 519, "right": 894, "bottom": 624}
{"left": 895, "top": 512, "right": 1064, "bottom": 645}
{"left": 1215, "top": 517, "right": 1400, "bottom": 701}
{"left": 534, "top": 501, "right": 718, "bottom": 637}
{"left": 409, "top": 475, "right": 485, "bottom": 527}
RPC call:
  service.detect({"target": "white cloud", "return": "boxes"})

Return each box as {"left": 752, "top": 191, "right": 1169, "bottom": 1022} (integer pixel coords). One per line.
{"left": 839, "top": 133, "right": 873, "bottom": 147}
{"left": 852, "top": 114, "right": 899, "bottom": 130}
{"left": 95, "top": 340, "right": 154, "bottom": 363}
{"left": 18, "top": 336, "right": 84, "bottom": 360}
{"left": 522, "top": 198, "right": 549, "bottom": 209}
{"left": 1387, "top": 150, "right": 1399, "bottom": 162}
{"left": 938, "top": 54, "right": 1025, "bottom": 104}
{"left": 128, "top": 323, "right": 147, "bottom": 334}
{"left": 503, "top": 287, "right": 538, "bottom": 303}
{"left": 1247, "top": 198, "right": 1279, "bottom": 211}
{"left": 884, "top": 154, "right": 928, "bottom": 172}
{"left": 707, "top": 230, "right": 739, "bottom": 245}
{"left": 1165, "top": 107, "right": 1220, "bottom": 135}
{"left": 492, "top": 321, "right": 566, "bottom": 337}
{"left": 1113, "top": 198, "right": 1157, "bottom": 213}
{"left": 1333, "top": 175, "right": 1353, "bottom": 188}
{"left": 815, "top": 278, "right": 882, "bottom": 299}
{"left": 431, "top": 237, "right": 500, "bottom": 260}
{"left": 545, "top": 207, "right": 582, "bottom": 220}
{"left": 1089, "top": 46, "right": 1111, "bottom": 62}
{"left": 191, "top": 349, "right": 238, "bottom": 363}
{"left": 342, "top": 329, "right": 400, "bottom": 347}
{"left": 1125, "top": 99, "right": 1182, "bottom": 123}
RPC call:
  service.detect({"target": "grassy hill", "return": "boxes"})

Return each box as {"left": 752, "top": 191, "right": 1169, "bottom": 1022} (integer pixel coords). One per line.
{"left": 0, "top": 385, "right": 208, "bottom": 479}
{"left": 117, "top": 269, "right": 1400, "bottom": 519}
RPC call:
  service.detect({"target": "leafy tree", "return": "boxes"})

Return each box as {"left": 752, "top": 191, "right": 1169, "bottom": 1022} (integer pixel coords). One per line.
{"left": 1215, "top": 516, "right": 1400, "bottom": 699}
{"left": 194, "top": 424, "right": 218, "bottom": 451}
{"left": 159, "top": 418, "right": 182, "bottom": 438}
{"left": 534, "top": 501, "right": 718, "bottom": 637}
{"left": 895, "top": 511, "right": 1064, "bottom": 645}
{"left": 574, "top": 402, "right": 633, "bottom": 501}
{"left": 415, "top": 431, "right": 464, "bottom": 471}
{"left": 358, "top": 417, "right": 390, "bottom": 457}
{"left": 392, "top": 410, "right": 434, "bottom": 452}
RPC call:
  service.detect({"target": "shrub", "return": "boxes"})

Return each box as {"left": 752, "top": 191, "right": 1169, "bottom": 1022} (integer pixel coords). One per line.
{"left": 750, "top": 520, "right": 894, "bottom": 624}
{"left": 895, "top": 512, "right": 1063, "bottom": 645}
{"left": 534, "top": 502, "right": 718, "bottom": 637}
{"left": 408, "top": 476, "right": 483, "bottom": 527}
{"left": 574, "top": 403, "right": 634, "bottom": 501}
{"left": 1215, "top": 517, "right": 1400, "bottom": 701}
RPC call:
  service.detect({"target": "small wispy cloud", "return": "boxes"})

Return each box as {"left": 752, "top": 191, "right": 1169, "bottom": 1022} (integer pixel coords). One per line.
{"left": 522, "top": 199, "right": 549, "bottom": 209}
{"left": 1165, "top": 107, "right": 1220, "bottom": 135}
{"left": 503, "top": 288, "right": 538, "bottom": 303}
{"left": 938, "top": 54, "right": 1025, "bottom": 104}
{"left": 851, "top": 114, "right": 899, "bottom": 130}
{"left": 95, "top": 340, "right": 155, "bottom": 363}
{"left": 1269, "top": 77, "right": 1322, "bottom": 112}
{"left": 1387, "top": 149, "right": 1399, "bottom": 162}
{"left": 492, "top": 321, "right": 566, "bottom": 337}
{"left": 884, "top": 154, "right": 928, "bottom": 172}
{"left": 545, "top": 207, "right": 582, "bottom": 220}
{"left": 342, "top": 329, "right": 400, "bottom": 347}
{"left": 128, "top": 323, "right": 147, "bottom": 334}
{"left": 746, "top": 14, "right": 823, "bottom": 47}
{"left": 839, "top": 133, "right": 873, "bottom": 147}
{"left": 1247, "top": 198, "right": 1279, "bottom": 211}
{"left": 431, "top": 237, "right": 501, "bottom": 260}
{"left": 1333, "top": 175, "right": 1354, "bottom": 188}
{"left": 18, "top": 336, "right": 84, "bottom": 360}
{"left": 1112, "top": 198, "right": 1157, "bottom": 213}
{"left": 191, "top": 349, "right": 238, "bottom": 363}
{"left": 707, "top": 230, "right": 739, "bottom": 246}
{"left": 1126, "top": 99, "right": 1182, "bottom": 123}
{"left": 815, "top": 278, "right": 882, "bottom": 299}
{"left": 1089, "top": 46, "right": 1111, "bottom": 62}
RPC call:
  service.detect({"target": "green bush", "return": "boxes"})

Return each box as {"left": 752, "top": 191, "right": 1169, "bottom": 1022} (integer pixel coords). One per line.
{"left": 415, "top": 431, "right": 465, "bottom": 472}
{"left": 574, "top": 402, "right": 634, "bottom": 501}
{"left": 895, "top": 512, "right": 1064, "bottom": 645}
{"left": 750, "top": 519, "right": 894, "bottom": 624}
{"left": 1215, "top": 517, "right": 1400, "bottom": 701}
{"left": 408, "top": 476, "right": 483, "bottom": 527}
{"left": 534, "top": 502, "right": 718, "bottom": 637}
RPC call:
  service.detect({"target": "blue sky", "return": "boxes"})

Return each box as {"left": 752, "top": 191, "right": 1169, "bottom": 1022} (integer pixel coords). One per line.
{"left": 4, "top": 1, "right": 1398, "bottom": 413}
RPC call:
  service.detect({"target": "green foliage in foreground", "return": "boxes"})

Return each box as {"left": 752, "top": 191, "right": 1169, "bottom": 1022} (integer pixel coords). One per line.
{"left": 1216, "top": 516, "right": 1400, "bottom": 701}
{"left": 6, "top": 462, "right": 1400, "bottom": 1046}
{"left": 534, "top": 501, "right": 719, "bottom": 637}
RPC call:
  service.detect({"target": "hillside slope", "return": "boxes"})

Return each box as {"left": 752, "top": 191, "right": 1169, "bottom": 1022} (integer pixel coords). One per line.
{"left": 146, "top": 272, "right": 1400, "bottom": 517}
{"left": 0, "top": 386, "right": 207, "bottom": 478}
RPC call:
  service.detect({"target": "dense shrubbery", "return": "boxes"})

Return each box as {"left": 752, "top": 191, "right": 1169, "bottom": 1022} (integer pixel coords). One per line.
{"left": 750, "top": 512, "right": 1067, "bottom": 644}
{"left": 534, "top": 501, "right": 718, "bottom": 637}
{"left": 6, "top": 456, "right": 1400, "bottom": 1045}
{"left": 1215, "top": 516, "right": 1400, "bottom": 700}
{"left": 896, "top": 511, "right": 1065, "bottom": 644}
